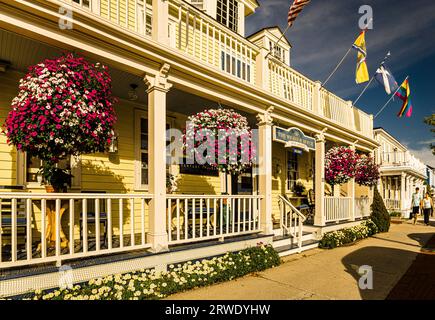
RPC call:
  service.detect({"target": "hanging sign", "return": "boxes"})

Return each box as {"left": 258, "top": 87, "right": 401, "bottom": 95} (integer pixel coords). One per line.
{"left": 273, "top": 126, "right": 316, "bottom": 152}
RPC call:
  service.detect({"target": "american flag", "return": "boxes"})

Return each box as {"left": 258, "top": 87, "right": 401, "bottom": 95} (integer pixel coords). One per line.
{"left": 288, "top": 0, "right": 311, "bottom": 27}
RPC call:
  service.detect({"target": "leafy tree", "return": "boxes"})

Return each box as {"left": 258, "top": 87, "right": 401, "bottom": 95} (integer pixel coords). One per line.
{"left": 424, "top": 114, "right": 435, "bottom": 155}
{"left": 370, "top": 187, "right": 391, "bottom": 233}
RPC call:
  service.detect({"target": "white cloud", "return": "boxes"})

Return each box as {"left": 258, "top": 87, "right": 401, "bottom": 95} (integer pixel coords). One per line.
{"left": 406, "top": 147, "right": 435, "bottom": 167}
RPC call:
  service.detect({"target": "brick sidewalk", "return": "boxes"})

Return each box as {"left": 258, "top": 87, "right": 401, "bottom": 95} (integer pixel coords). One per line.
{"left": 387, "top": 230, "right": 435, "bottom": 300}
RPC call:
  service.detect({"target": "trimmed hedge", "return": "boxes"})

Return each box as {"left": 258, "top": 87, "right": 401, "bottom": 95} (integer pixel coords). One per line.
{"left": 22, "top": 244, "right": 280, "bottom": 300}
{"left": 371, "top": 187, "right": 391, "bottom": 232}
{"left": 319, "top": 220, "right": 379, "bottom": 249}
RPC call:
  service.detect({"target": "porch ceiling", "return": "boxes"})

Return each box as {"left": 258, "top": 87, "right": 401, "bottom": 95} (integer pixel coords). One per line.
{"left": 0, "top": 28, "right": 257, "bottom": 125}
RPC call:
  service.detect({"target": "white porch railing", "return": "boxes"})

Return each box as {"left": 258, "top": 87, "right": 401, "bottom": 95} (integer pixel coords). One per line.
{"left": 384, "top": 199, "right": 400, "bottom": 210}
{"left": 324, "top": 196, "right": 352, "bottom": 223}
{"left": 355, "top": 197, "right": 372, "bottom": 219}
{"left": 166, "top": 195, "right": 262, "bottom": 245}
{"left": 278, "top": 195, "right": 305, "bottom": 250}
{"left": 0, "top": 193, "right": 152, "bottom": 269}
{"left": 268, "top": 58, "right": 314, "bottom": 111}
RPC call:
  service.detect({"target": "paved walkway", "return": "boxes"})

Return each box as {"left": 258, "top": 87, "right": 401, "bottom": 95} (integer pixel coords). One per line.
{"left": 166, "top": 221, "right": 435, "bottom": 300}
{"left": 387, "top": 221, "right": 435, "bottom": 300}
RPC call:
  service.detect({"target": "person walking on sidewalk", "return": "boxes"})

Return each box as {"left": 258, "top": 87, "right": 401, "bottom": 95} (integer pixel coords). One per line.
{"left": 421, "top": 192, "right": 434, "bottom": 226}
{"left": 411, "top": 187, "right": 422, "bottom": 224}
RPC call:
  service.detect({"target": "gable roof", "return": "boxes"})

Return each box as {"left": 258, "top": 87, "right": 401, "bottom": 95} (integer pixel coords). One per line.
{"left": 247, "top": 26, "right": 292, "bottom": 47}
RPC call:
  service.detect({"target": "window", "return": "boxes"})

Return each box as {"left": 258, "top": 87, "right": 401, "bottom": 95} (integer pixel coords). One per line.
{"left": 135, "top": 111, "right": 173, "bottom": 189}
{"left": 269, "top": 42, "right": 284, "bottom": 62}
{"left": 216, "top": 0, "right": 239, "bottom": 32}
{"left": 137, "top": 0, "right": 152, "bottom": 36}
{"left": 220, "top": 50, "right": 251, "bottom": 82}
{"left": 25, "top": 154, "right": 71, "bottom": 184}
{"left": 140, "top": 117, "right": 149, "bottom": 186}
{"left": 72, "top": 0, "right": 90, "bottom": 8}
{"left": 191, "top": 0, "right": 204, "bottom": 10}
{"left": 287, "top": 151, "right": 299, "bottom": 191}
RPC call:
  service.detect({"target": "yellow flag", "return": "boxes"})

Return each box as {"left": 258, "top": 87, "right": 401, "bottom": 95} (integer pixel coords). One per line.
{"left": 352, "top": 31, "right": 369, "bottom": 84}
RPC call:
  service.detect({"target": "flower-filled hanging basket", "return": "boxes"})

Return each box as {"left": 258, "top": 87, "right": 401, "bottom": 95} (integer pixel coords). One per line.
{"left": 183, "top": 108, "right": 255, "bottom": 175}
{"left": 325, "top": 146, "right": 358, "bottom": 186}
{"left": 3, "top": 52, "right": 117, "bottom": 163}
{"left": 355, "top": 155, "right": 380, "bottom": 187}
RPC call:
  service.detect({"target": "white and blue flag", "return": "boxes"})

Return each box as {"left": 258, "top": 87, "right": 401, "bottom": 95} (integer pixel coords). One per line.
{"left": 375, "top": 65, "right": 399, "bottom": 95}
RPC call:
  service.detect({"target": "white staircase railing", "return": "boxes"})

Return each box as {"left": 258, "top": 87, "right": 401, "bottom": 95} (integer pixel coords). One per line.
{"left": 278, "top": 195, "right": 306, "bottom": 250}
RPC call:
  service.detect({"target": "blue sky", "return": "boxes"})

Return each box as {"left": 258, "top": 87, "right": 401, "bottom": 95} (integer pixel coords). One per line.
{"left": 246, "top": 0, "right": 435, "bottom": 166}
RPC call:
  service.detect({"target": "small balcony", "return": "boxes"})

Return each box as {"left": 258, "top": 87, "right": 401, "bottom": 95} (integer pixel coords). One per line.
{"left": 378, "top": 151, "right": 427, "bottom": 178}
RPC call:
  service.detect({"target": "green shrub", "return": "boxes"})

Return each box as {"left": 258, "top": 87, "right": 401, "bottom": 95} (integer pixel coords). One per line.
{"left": 389, "top": 211, "right": 402, "bottom": 217}
{"left": 370, "top": 187, "right": 391, "bottom": 232}
{"left": 22, "top": 244, "right": 280, "bottom": 300}
{"left": 319, "top": 219, "right": 378, "bottom": 249}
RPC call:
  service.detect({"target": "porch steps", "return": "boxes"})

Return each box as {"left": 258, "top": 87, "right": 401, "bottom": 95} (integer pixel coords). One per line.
{"left": 272, "top": 232, "right": 319, "bottom": 257}
{"left": 274, "top": 239, "right": 319, "bottom": 257}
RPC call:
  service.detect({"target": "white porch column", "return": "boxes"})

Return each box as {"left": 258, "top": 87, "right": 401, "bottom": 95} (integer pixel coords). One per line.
{"left": 152, "top": 0, "right": 169, "bottom": 45}
{"left": 314, "top": 133, "right": 326, "bottom": 226}
{"left": 256, "top": 107, "right": 274, "bottom": 235}
{"left": 313, "top": 81, "right": 322, "bottom": 115}
{"left": 400, "top": 173, "right": 406, "bottom": 216}
{"left": 349, "top": 145, "right": 356, "bottom": 221}
{"left": 144, "top": 64, "right": 172, "bottom": 252}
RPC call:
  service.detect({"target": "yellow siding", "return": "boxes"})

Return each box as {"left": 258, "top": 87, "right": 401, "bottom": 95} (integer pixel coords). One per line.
{"left": 0, "top": 72, "right": 20, "bottom": 186}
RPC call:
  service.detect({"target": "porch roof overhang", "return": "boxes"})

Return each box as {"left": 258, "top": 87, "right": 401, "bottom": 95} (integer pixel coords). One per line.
{"left": 380, "top": 166, "right": 428, "bottom": 180}
{"left": 0, "top": 0, "right": 379, "bottom": 152}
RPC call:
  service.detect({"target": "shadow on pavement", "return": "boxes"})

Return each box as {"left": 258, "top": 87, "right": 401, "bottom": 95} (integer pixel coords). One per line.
{"left": 342, "top": 232, "right": 434, "bottom": 300}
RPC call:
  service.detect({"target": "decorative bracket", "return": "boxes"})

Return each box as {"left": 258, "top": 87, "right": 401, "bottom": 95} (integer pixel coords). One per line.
{"left": 144, "top": 63, "right": 173, "bottom": 92}
{"left": 256, "top": 106, "right": 274, "bottom": 126}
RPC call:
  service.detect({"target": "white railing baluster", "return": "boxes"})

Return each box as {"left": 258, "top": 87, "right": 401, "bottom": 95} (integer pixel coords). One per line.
{"left": 55, "top": 199, "right": 61, "bottom": 258}
{"left": 11, "top": 198, "right": 17, "bottom": 262}
{"left": 184, "top": 199, "right": 188, "bottom": 240}
{"left": 130, "top": 198, "right": 135, "bottom": 246}
{"left": 41, "top": 199, "right": 47, "bottom": 258}
{"left": 176, "top": 198, "right": 180, "bottom": 241}
{"left": 141, "top": 198, "right": 145, "bottom": 245}
{"left": 119, "top": 198, "right": 124, "bottom": 248}
{"left": 82, "top": 199, "right": 88, "bottom": 253}
{"left": 213, "top": 198, "right": 217, "bottom": 236}
{"left": 192, "top": 199, "right": 196, "bottom": 239}
{"left": 199, "top": 198, "right": 203, "bottom": 238}
{"left": 167, "top": 198, "right": 172, "bottom": 242}
{"left": 26, "top": 199, "right": 32, "bottom": 261}
{"left": 237, "top": 198, "right": 241, "bottom": 233}
{"left": 107, "top": 198, "right": 113, "bottom": 250}
{"left": 69, "top": 199, "right": 74, "bottom": 255}
{"left": 95, "top": 198, "right": 100, "bottom": 251}
{"left": 206, "top": 198, "right": 210, "bottom": 237}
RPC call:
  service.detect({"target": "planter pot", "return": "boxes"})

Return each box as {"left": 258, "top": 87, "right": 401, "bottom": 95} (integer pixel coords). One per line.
{"left": 390, "top": 217, "right": 403, "bottom": 224}
{"left": 45, "top": 185, "right": 55, "bottom": 193}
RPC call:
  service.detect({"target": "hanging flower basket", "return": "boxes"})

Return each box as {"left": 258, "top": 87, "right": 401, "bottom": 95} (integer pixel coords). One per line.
{"left": 325, "top": 146, "right": 358, "bottom": 186}
{"left": 355, "top": 155, "right": 380, "bottom": 187}
{"left": 183, "top": 108, "right": 255, "bottom": 175}
{"left": 2, "top": 52, "right": 117, "bottom": 190}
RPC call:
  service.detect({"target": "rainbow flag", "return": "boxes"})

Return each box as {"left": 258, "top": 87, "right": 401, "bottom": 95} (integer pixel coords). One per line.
{"left": 395, "top": 79, "right": 413, "bottom": 118}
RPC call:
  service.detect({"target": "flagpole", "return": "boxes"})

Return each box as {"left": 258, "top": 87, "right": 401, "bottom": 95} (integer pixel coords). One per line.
{"left": 322, "top": 47, "right": 352, "bottom": 87}
{"left": 353, "top": 51, "right": 391, "bottom": 105}
{"left": 374, "top": 75, "right": 409, "bottom": 119}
